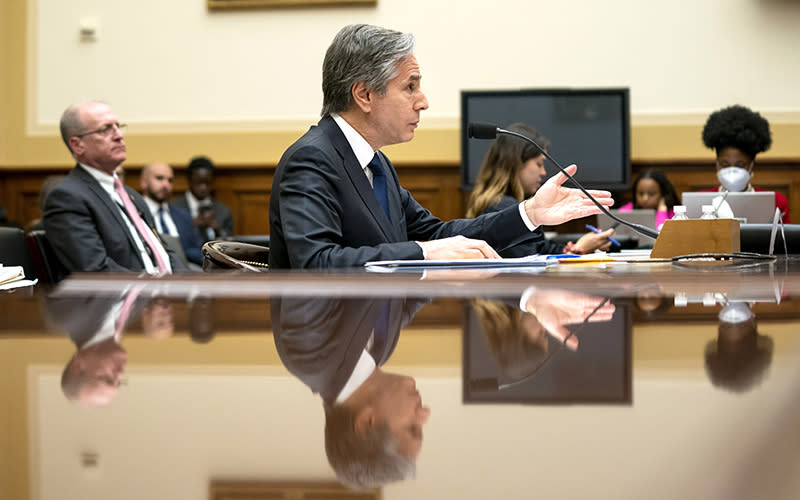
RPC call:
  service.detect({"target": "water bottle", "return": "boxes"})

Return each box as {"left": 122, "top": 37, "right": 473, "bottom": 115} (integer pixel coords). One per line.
{"left": 672, "top": 205, "right": 688, "bottom": 220}
{"left": 700, "top": 205, "right": 716, "bottom": 220}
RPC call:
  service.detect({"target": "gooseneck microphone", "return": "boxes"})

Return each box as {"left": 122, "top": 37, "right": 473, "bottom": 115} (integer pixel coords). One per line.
{"left": 468, "top": 122, "right": 659, "bottom": 240}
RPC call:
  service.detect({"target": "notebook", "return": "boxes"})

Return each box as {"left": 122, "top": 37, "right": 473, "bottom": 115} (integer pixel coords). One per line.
{"left": 596, "top": 209, "right": 657, "bottom": 239}
{"left": 681, "top": 192, "right": 776, "bottom": 223}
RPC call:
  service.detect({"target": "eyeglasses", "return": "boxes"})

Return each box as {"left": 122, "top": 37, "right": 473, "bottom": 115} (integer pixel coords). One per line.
{"left": 75, "top": 122, "right": 127, "bottom": 139}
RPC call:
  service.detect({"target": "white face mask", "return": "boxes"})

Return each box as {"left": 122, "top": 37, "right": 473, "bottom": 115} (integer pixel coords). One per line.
{"left": 719, "top": 302, "right": 753, "bottom": 323}
{"left": 717, "top": 165, "right": 753, "bottom": 192}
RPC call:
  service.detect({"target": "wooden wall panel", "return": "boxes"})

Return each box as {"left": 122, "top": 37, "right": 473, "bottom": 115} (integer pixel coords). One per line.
{"left": 236, "top": 192, "right": 270, "bottom": 235}
{"left": 631, "top": 162, "right": 798, "bottom": 222}
{"left": 0, "top": 169, "right": 66, "bottom": 230}
{"left": 3, "top": 161, "right": 800, "bottom": 233}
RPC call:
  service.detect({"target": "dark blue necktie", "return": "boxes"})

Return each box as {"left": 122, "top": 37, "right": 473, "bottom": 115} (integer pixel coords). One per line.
{"left": 157, "top": 207, "right": 168, "bottom": 234}
{"left": 366, "top": 153, "right": 391, "bottom": 220}
{"left": 369, "top": 300, "right": 392, "bottom": 364}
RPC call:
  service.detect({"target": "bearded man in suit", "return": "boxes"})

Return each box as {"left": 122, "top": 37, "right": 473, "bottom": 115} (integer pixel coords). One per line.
{"left": 140, "top": 161, "right": 204, "bottom": 266}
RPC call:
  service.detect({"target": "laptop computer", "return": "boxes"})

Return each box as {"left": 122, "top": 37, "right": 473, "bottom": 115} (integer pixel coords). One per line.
{"left": 596, "top": 209, "right": 657, "bottom": 239}
{"left": 681, "top": 192, "right": 776, "bottom": 223}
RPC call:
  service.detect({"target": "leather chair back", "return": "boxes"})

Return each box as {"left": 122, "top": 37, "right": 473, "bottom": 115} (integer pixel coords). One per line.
{"left": 25, "top": 230, "right": 69, "bottom": 284}
{"left": 0, "top": 226, "right": 36, "bottom": 279}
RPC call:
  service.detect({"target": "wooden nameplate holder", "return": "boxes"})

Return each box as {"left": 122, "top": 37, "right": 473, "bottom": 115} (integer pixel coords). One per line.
{"left": 650, "top": 219, "right": 741, "bottom": 258}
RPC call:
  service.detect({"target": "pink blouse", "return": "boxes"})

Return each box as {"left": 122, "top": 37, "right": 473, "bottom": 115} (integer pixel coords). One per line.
{"left": 618, "top": 202, "right": 673, "bottom": 229}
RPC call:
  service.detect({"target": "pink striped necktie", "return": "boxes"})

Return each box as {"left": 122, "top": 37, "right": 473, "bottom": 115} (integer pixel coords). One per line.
{"left": 113, "top": 176, "right": 171, "bottom": 274}
{"left": 114, "top": 284, "right": 146, "bottom": 338}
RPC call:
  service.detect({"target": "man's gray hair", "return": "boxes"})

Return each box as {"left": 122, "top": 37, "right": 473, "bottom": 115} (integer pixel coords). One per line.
{"left": 321, "top": 24, "right": 415, "bottom": 117}
{"left": 325, "top": 403, "right": 416, "bottom": 488}
{"left": 59, "top": 100, "right": 103, "bottom": 155}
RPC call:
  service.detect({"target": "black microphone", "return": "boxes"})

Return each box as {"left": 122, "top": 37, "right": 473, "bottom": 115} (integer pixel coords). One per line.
{"left": 467, "top": 122, "right": 500, "bottom": 140}
{"left": 468, "top": 122, "right": 659, "bottom": 240}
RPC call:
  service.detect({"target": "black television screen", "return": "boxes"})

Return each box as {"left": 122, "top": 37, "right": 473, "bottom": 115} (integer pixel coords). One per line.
{"left": 461, "top": 88, "right": 631, "bottom": 191}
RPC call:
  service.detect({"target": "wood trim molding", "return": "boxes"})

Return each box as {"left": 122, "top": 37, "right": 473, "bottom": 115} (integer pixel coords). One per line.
{"left": 209, "top": 480, "right": 380, "bottom": 500}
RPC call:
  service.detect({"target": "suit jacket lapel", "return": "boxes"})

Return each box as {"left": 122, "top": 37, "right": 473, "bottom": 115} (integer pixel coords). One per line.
{"left": 74, "top": 165, "right": 144, "bottom": 262}
{"left": 319, "top": 117, "right": 400, "bottom": 241}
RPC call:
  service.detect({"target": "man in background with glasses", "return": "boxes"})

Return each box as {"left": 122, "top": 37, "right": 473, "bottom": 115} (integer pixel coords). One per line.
{"left": 43, "top": 100, "right": 186, "bottom": 275}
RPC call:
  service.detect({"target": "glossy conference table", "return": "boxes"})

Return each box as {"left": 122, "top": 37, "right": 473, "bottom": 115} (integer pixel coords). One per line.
{"left": 2, "top": 257, "right": 800, "bottom": 500}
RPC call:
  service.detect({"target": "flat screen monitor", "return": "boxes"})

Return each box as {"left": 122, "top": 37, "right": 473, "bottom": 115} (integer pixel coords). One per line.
{"left": 461, "top": 88, "right": 631, "bottom": 191}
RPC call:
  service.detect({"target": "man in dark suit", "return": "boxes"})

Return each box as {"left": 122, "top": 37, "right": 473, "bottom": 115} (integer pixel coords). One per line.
{"left": 43, "top": 100, "right": 185, "bottom": 274}
{"left": 272, "top": 296, "right": 430, "bottom": 488}
{"left": 48, "top": 286, "right": 176, "bottom": 406}
{"left": 46, "top": 288, "right": 144, "bottom": 406}
{"left": 140, "top": 161, "right": 204, "bottom": 266}
{"left": 171, "top": 155, "right": 234, "bottom": 243}
{"left": 269, "top": 24, "right": 614, "bottom": 269}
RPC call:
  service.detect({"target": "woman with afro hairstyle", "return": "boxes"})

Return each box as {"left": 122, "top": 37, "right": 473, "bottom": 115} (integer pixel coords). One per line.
{"left": 702, "top": 105, "right": 789, "bottom": 223}
{"left": 466, "top": 122, "right": 616, "bottom": 256}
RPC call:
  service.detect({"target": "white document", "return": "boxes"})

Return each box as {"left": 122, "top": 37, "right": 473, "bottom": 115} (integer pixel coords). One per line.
{"left": 365, "top": 254, "right": 555, "bottom": 271}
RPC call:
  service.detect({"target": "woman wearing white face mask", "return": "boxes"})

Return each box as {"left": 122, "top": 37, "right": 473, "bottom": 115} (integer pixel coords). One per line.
{"left": 701, "top": 105, "right": 790, "bottom": 223}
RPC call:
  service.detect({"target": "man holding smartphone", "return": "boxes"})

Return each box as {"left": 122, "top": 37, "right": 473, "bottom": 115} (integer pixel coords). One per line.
{"left": 171, "top": 155, "right": 234, "bottom": 243}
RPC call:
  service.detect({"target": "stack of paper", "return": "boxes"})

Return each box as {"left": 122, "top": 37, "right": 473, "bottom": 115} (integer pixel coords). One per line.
{"left": 0, "top": 265, "right": 38, "bottom": 291}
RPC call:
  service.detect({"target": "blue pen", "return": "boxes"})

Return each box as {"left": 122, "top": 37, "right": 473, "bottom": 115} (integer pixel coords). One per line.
{"left": 546, "top": 254, "right": 581, "bottom": 259}
{"left": 585, "top": 224, "right": 621, "bottom": 247}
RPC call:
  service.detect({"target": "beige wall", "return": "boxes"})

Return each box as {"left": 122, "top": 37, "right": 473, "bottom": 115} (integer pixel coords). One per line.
{"left": 3, "top": 0, "right": 800, "bottom": 166}
{"left": 14, "top": 322, "right": 800, "bottom": 500}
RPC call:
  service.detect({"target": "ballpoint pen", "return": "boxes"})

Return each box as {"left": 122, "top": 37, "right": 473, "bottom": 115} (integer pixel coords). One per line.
{"left": 585, "top": 224, "right": 622, "bottom": 247}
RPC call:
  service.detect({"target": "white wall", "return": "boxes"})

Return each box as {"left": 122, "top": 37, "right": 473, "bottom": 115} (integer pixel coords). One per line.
{"left": 30, "top": 0, "right": 800, "bottom": 132}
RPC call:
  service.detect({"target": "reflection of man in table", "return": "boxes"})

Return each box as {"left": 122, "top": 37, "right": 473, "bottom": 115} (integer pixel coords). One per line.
{"left": 47, "top": 288, "right": 175, "bottom": 406}
{"left": 272, "top": 297, "right": 430, "bottom": 488}
{"left": 141, "top": 296, "right": 174, "bottom": 340}
{"left": 46, "top": 289, "right": 142, "bottom": 406}
{"left": 705, "top": 302, "right": 773, "bottom": 393}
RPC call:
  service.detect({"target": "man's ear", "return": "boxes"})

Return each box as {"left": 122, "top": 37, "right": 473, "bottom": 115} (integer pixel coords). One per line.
{"left": 351, "top": 81, "right": 372, "bottom": 114}
{"left": 68, "top": 137, "right": 83, "bottom": 157}
{"left": 354, "top": 406, "right": 376, "bottom": 436}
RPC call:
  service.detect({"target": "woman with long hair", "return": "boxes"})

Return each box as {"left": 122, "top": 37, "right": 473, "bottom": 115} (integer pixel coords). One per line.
{"left": 466, "top": 122, "right": 615, "bottom": 257}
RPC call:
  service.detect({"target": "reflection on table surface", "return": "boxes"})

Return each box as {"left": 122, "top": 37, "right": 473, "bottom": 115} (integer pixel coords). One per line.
{"left": 2, "top": 258, "right": 800, "bottom": 500}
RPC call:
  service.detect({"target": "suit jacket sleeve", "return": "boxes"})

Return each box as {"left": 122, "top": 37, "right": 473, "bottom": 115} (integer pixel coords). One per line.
{"left": 271, "top": 139, "right": 539, "bottom": 269}
{"left": 399, "top": 180, "right": 541, "bottom": 253}
{"left": 44, "top": 183, "right": 132, "bottom": 273}
{"left": 481, "top": 196, "right": 558, "bottom": 257}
